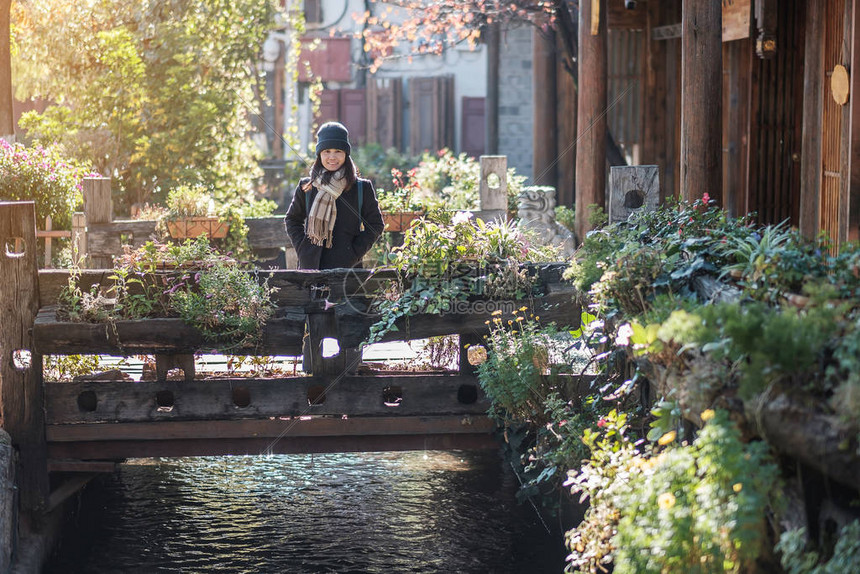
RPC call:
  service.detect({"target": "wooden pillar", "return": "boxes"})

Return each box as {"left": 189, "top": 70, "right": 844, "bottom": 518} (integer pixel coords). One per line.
{"left": 799, "top": 0, "right": 824, "bottom": 239}
{"left": 575, "top": 0, "right": 608, "bottom": 243}
{"left": 533, "top": 26, "right": 558, "bottom": 186}
{"left": 680, "top": 0, "right": 722, "bottom": 203}
{"left": 486, "top": 23, "right": 500, "bottom": 155}
{"left": 557, "top": 35, "right": 577, "bottom": 209}
{"left": 643, "top": 0, "right": 669, "bottom": 178}
{"left": 851, "top": 0, "right": 860, "bottom": 242}
{"left": 0, "top": 201, "right": 49, "bottom": 514}
{"left": 82, "top": 177, "right": 113, "bottom": 268}
{"left": 0, "top": 0, "right": 13, "bottom": 138}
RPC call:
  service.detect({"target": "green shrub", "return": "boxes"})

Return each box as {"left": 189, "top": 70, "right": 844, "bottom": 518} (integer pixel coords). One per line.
{"left": 566, "top": 409, "right": 779, "bottom": 574}
{"left": 0, "top": 140, "right": 93, "bottom": 228}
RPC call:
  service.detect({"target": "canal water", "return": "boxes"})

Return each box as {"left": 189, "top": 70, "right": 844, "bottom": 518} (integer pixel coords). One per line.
{"left": 45, "top": 450, "right": 568, "bottom": 573}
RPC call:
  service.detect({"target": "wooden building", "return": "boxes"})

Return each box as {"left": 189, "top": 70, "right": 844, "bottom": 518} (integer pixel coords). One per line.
{"left": 571, "top": 0, "right": 860, "bottom": 248}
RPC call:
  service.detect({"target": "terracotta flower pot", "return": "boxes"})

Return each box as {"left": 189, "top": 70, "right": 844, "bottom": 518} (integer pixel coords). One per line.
{"left": 166, "top": 216, "right": 229, "bottom": 239}
{"left": 382, "top": 211, "right": 421, "bottom": 233}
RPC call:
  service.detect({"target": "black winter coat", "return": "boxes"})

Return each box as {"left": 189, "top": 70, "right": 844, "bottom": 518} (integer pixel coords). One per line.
{"left": 284, "top": 177, "right": 384, "bottom": 270}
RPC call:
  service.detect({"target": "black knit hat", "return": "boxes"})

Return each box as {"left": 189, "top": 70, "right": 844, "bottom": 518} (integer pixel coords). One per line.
{"left": 315, "top": 122, "right": 351, "bottom": 155}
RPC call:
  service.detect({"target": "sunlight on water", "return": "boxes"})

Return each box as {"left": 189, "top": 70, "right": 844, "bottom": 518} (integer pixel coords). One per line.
{"left": 46, "top": 451, "right": 566, "bottom": 574}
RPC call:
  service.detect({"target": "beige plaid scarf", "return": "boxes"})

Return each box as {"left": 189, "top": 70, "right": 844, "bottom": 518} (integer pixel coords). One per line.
{"left": 305, "top": 169, "right": 348, "bottom": 248}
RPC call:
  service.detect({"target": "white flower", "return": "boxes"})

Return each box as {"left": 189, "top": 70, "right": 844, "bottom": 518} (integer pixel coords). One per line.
{"left": 615, "top": 323, "right": 634, "bottom": 346}
{"left": 451, "top": 211, "right": 473, "bottom": 225}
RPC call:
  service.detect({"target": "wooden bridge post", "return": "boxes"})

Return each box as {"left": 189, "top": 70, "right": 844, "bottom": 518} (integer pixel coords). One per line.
{"left": 608, "top": 165, "right": 660, "bottom": 224}
{"left": 0, "top": 201, "right": 49, "bottom": 514}
{"left": 479, "top": 155, "right": 508, "bottom": 218}
{"left": 82, "top": 176, "right": 113, "bottom": 269}
{"left": 305, "top": 313, "right": 359, "bottom": 376}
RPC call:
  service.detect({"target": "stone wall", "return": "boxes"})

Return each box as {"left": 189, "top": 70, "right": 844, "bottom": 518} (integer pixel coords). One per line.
{"left": 497, "top": 26, "right": 534, "bottom": 180}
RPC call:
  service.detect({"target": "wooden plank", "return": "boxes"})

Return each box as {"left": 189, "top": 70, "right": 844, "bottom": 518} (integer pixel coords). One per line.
{"left": 37, "top": 267, "right": 400, "bottom": 310}
{"left": 722, "top": 0, "right": 751, "bottom": 42}
{"left": 82, "top": 177, "right": 113, "bottom": 269}
{"left": 46, "top": 414, "right": 495, "bottom": 441}
{"left": 46, "top": 432, "right": 499, "bottom": 459}
{"left": 44, "top": 375, "right": 490, "bottom": 424}
{"left": 680, "top": 0, "right": 723, "bottom": 203}
{"left": 0, "top": 201, "right": 49, "bottom": 512}
{"left": 800, "top": 0, "right": 824, "bottom": 238}
{"left": 47, "top": 460, "right": 117, "bottom": 473}
{"left": 33, "top": 309, "right": 306, "bottom": 355}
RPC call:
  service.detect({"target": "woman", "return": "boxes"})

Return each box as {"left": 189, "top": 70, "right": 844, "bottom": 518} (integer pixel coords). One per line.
{"left": 285, "top": 122, "right": 384, "bottom": 269}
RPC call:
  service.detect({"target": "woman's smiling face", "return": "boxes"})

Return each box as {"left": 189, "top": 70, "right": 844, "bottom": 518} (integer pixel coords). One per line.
{"left": 320, "top": 149, "right": 346, "bottom": 171}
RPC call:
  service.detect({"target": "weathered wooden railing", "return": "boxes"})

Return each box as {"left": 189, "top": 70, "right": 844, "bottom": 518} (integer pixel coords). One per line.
{"left": 33, "top": 263, "right": 577, "bottom": 468}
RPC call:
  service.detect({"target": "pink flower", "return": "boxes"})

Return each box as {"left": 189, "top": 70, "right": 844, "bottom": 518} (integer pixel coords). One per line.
{"left": 597, "top": 419, "right": 607, "bottom": 428}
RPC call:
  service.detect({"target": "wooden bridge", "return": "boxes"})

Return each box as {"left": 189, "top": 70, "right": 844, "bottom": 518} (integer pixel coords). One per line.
{"left": 0, "top": 200, "right": 579, "bottom": 515}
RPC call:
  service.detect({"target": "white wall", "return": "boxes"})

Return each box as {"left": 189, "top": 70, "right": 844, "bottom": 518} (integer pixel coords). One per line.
{"left": 295, "top": 0, "right": 488, "bottom": 155}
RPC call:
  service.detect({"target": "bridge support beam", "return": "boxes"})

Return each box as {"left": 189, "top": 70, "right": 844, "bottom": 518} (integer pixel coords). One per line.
{"left": 0, "top": 201, "right": 49, "bottom": 515}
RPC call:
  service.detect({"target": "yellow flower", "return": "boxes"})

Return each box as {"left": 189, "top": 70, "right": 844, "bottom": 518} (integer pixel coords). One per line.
{"left": 657, "top": 430, "right": 677, "bottom": 446}
{"left": 657, "top": 492, "right": 676, "bottom": 509}
{"left": 515, "top": 316, "right": 524, "bottom": 322}
{"left": 701, "top": 409, "right": 715, "bottom": 422}
{"left": 519, "top": 306, "right": 528, "bottom": 312}
{"left": 733, "top": 483, "right": 743, "bottom": 493}
{"left": 491, "top": 309, "right": 503, "bottom": 316}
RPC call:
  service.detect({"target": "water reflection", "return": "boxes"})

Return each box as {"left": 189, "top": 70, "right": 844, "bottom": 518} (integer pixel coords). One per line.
{"left": 47, "top": 451, "right": 566, "bottom": 573}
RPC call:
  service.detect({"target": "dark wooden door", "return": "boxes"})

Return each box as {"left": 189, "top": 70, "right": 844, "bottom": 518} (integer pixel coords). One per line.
{"left": 461, "top": 97, "right": 485, "bottom": 157}
{"left": 747, "top": 0, "right": 805, "bottom": 226}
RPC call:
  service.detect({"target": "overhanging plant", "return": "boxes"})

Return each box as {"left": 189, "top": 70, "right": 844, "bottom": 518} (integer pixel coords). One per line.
{"left": 366, "top": 211, "right": 559, "bottom": 343}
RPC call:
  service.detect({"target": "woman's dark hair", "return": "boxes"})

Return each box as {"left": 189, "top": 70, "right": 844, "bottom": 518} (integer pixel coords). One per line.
{"left": 310, "top": 155, "right": 358, "bottom": 188}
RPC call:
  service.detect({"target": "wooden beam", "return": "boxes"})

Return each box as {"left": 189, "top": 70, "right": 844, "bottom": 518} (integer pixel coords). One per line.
{"left": 799, "top": 0, "right": 824, "bottom": 238}
{"left": 680, "top": 0, "right": 723, "bottom": 203}
{"left": 45, "top": 416, "right": 499, "bottom": 459}
{"left": 46, "top": 415, "right": 496, "bottom": 442}
{"left": 44, "top": 375, "right": 491, "bottom": 424}
{"left": 0, "top": 202, "right": 49, "bottom": 513}
{"left": 47, "top": 460, "right": 117, "bottom": 473}
{"left": 576, "top": 0, "right": 609, "bottom": 243}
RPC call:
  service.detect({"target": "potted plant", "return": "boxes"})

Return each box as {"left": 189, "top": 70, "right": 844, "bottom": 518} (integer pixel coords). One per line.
{"left": 164, "top": 184, "right": 229, "bottom": 239}
{"left": 378, "top": 168, "right": 425, "bottom": 233}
